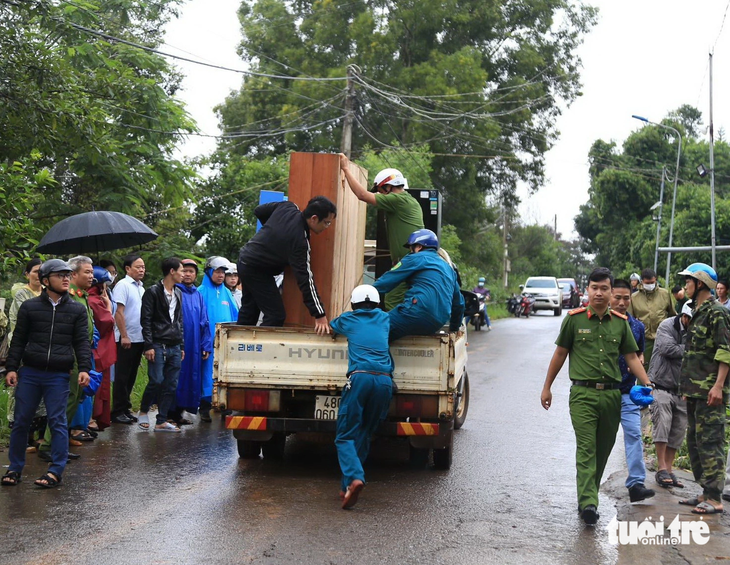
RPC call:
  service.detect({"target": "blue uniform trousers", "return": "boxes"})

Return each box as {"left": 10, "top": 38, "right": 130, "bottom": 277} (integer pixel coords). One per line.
{"left": 335, "top": 372, "right": 393, "bottom": 492}
{"left": 620, "top": 394, "right": 647, "bottom": 488}
{"left": 388, "top": 304, "right": 443, "bottom": 342}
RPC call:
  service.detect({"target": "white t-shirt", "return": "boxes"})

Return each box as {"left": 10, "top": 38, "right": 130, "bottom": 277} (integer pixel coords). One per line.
{"left": 114, "top": 275, "right": 145, "bottom": 343}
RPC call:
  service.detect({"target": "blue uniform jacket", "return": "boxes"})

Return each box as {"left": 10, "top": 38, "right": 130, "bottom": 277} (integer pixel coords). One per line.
{"left": 373, "top": 249, "right": 465, "bottom": 331}
{"left": 175, "top": 283, "right": 213, "bottom": 409}
{"left": 330, "top": 309, "right": 393, "bottom": 375}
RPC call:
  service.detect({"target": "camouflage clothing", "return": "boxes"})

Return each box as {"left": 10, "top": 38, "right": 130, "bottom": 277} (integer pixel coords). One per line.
{"left": 686, "top": 399, "right": 727, "bottom": 501}
{"left": 680, "top": 297, "right": 730, "bottom": 502}
{"left": 679, "top": 298, "right": 730, "bottom": 403}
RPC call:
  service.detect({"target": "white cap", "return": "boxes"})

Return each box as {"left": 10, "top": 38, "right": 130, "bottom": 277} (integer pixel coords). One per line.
{"left": 681, "top": 301, "right": 693, "bottom": 318}
{"left": 224, "top": 262, "right": 238, "bottom": 275}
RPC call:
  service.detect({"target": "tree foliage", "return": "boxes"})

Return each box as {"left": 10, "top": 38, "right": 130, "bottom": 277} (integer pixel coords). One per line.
{"left": 0, "top": 0, "right": 197, "bottom": 272}
{"left": 575, "top": 105, "right": 730, "bottom": 286}
{"left": 214, "top": 0, "right": 597, "bottom": 237}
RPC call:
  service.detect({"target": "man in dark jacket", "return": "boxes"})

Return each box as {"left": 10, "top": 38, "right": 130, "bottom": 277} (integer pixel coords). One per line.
{"left": 137, "top": 258, "right": 185, "bottom": 433}
{"left": 237, "top": 196, "right": 336, "bottom": 335}
{"left": 2, "top": 259, "right": 91, "bottom": 489}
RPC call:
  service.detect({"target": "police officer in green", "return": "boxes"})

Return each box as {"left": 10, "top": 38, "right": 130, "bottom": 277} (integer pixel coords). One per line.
{"left": 339, "top": 155, "right": 424, "bottom": 311}
{"left": 541, "top": 267, "right": 651, "bottom": 526}
{"left": 676, "top": 263, "right": 729, "bottom": 515}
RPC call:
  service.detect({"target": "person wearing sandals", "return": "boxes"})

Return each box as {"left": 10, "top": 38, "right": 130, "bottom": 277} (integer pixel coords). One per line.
{"left": 2, "top": 259, "right": 91, "bottom": 489}
{"left": 137, "top": 258, "right": 185, "bottom": 433}
{"left": 648, "top": 301, "right": 691, "bottom": 490}
{"left": 676, "top": 263, "right": 729, "bottom": 515}
{"left": 610, "top": 279, "right": 655, "bottom": 503}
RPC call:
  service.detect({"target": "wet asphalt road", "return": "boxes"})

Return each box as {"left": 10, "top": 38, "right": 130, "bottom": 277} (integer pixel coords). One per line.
{"left": 2, "top": 311, "right": 631, "bottom": 565}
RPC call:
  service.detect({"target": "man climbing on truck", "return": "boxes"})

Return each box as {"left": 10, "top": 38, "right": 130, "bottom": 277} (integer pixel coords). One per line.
{"left": 373, "top": 229, "right": 464, "bottom": 341}
{"left": 339, "top": 155, "right": 424, "bottom": 311}
{"left": 330, "top": 284, "right": 394, "bottom": 509}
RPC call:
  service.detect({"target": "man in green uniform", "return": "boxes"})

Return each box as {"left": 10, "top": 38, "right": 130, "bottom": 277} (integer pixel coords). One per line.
{"left": 38, "top": 255, "right": 96, "bottom": 462}
{"left": 628, "top": 267, "right": 676, "bottom": 370}
{"left": 541, "top": 267, "right": 651, "bottom": 526}
{"left": 676, "top": 263, "right": 729, "bottom": 515}
{"left": 339, "top": 155, "right": 424, "bottom": 310}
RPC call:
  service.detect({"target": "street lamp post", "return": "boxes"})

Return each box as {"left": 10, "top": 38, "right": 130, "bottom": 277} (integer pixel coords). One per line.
{"left": 632, "top": 115, "right": 682, "bottom": 285}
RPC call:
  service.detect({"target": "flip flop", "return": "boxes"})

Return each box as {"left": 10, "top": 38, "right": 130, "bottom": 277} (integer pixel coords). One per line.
{"left": 138, "top": 413, "right": 150, "bottom": 430}
{"left": 154, "top": 422, "right": 181, "bottom": 433}
{"left": 691, "top": 501, "right": 723, "bottom": 515}
{"left": 679, "top": 497, "right": 703, "bottom": 506}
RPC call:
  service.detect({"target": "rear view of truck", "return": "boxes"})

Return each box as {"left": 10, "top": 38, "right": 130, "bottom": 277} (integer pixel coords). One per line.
{"left": 214, "top": 324, "right": 469, "bottom": 469}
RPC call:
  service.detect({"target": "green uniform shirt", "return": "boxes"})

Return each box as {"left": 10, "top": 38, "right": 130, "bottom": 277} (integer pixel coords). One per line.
{"left": 374, "top": 191, "right": 424, "bottom": 264}
{"left": 679, "top": 298, "right": 730, "bottom": 402}
{"left": 555, "top": 306, "right": 639, "bottom": 382}
{"left": 627, "top": 287, "right": 676, "bottom": 340}
{"left": 70, "top": 284, "right": 94, "bottom": 343}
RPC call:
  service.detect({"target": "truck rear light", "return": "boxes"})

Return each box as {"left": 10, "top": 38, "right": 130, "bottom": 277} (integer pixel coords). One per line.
{"left": 395, "top": 395, "right": 438, "bottom": 419}
{"left": 228, "top": 390, "right": 280, "bottom": 412}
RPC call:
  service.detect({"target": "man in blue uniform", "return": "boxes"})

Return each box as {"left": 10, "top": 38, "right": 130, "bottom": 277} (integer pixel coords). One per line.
{"left": 331, "top": 285, "right": 394, "bottom": 509}
{"left": 373, "top": 229, "right": 464, "bottom": 341}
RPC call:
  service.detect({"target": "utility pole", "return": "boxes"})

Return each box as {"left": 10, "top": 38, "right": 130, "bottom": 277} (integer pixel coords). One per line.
{"left": 340, "top": 65, "right": 356, "bottom": 158}
{"left": 653, "top": 167, "right": 666, "bottom": 273}
{"left": 709, "top": 52, "right": 717, "bottom": 269}
{"left": 502, "top": 204, "right": 510, "bottom": 289}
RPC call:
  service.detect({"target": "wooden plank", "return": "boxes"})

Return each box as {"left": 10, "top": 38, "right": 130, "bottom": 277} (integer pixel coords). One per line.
{"left": 282, "top": 152, "right": 367, "bottom": 326}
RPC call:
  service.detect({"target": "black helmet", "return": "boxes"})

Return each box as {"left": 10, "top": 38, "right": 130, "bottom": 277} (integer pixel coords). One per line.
{"left": 39, "top": 259, "right": 72, "bottom": 281}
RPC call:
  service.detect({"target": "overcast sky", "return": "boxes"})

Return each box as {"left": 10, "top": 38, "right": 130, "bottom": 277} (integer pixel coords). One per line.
{"left": 164, "top": 0, "right": 730, "bottom": 238}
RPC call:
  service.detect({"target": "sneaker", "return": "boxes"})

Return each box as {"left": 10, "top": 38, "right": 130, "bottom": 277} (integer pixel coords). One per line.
{"left": 628, "top": 483, "right": 656, "bottom": 502}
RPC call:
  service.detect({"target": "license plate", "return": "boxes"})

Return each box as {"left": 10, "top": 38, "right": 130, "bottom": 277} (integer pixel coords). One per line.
{"left": 314, "top": 395, "right": 341, "bottom": 420}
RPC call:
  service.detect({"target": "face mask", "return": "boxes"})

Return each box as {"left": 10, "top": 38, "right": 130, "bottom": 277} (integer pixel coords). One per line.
{"left": 109, "top": 273, "right": 117, "bottom": 284}
{"left": 643, "top": 283, "right": 656, "bottom": 292}
{"left": 478, "top": 282, "right": 484, "bottom": 287}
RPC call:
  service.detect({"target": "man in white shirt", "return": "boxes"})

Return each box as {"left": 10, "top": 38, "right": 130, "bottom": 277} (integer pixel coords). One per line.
{"left": 111, "top": 254, "right": 146, "bottom": 424}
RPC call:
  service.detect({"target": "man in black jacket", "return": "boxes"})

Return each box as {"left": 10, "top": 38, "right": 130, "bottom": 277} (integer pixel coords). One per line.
{"left": 237, "top": 196, "right": 336, "bottom": 335}
{"left": 2, "top": 259, "right": 91, "bottom": 489}
{"left": 137, "top": 257, "right": 185, "bottom": 432}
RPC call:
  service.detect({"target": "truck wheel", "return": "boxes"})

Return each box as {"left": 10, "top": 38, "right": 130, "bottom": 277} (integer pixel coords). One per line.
{"left": 262, "top": 433, "right": 286, "bottom": 460}
{"left": 433, "top": 434, "right": 453, "bottom": 470}
{"left": 237, "top": 440, "right": 262, "bottom": 459}
{"left": 409, "top": 444, "right": 430, "bottom": 469}
{"left": 473, "top": 316, "right": 481, "bottom": 331}
{"left": 454, "top": 372, "right": 470, "bottom": 430}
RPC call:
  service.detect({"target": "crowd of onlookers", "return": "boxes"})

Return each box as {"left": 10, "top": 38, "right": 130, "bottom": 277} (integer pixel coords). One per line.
{"left": 1, "top": 253, "right": 242, "bottom": 488}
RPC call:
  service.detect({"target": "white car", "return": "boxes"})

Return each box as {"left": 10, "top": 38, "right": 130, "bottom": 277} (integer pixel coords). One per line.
{"left": 522, "top": 276, "right": 563, "bottom": 316}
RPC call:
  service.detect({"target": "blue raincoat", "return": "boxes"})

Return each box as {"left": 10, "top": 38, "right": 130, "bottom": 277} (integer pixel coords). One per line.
{"left": 198, "top": 273, "right": 238, "bottom": 398}
{"left": 175, "top": 283, "right": 213, "bottom": 411}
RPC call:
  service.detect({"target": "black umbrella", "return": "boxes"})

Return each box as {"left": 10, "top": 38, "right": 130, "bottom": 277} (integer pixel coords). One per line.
{"left": 37, "top": 211, "right": 158, "bottom": 254}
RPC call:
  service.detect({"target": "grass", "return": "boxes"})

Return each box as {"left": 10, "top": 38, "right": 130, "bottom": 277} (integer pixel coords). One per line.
{"left": 0, "top": 363, "right": 150, "bottom": 447}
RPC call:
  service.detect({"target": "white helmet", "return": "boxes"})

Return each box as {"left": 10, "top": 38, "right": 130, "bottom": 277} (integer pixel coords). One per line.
{"left": 224, "top": 262, "right": 238, "bottom": 275}
{"left": 681, "top": 301, "right": 694, "bottom": 318}
{"left": 372, "top": 168, "right": 407, "bottom": 192}
{"left": 205, "top": 256, "right": 229, "bottom": 271}
{"left": 351, "top": 284, "right": 380, "bottom": 305}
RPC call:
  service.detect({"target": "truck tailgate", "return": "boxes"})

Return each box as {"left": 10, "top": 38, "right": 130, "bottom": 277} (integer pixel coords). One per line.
{"left": 215, "top": 324, "right": 454, "bottom": 393}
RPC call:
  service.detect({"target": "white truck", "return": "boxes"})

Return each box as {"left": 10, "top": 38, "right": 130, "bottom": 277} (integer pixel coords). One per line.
{"left": 213, "top": 323, "right": 469, "bottom": 469}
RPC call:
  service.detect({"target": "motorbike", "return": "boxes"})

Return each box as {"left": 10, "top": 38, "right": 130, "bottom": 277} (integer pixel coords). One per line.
{"left": 471, "top": 293, "right": 488, "bottom": 331}
{"left": 507, "top": 293, "right": 520, "bottom": 315}
{"left": 515, "top": 293, "right": 535, "bottom": 317}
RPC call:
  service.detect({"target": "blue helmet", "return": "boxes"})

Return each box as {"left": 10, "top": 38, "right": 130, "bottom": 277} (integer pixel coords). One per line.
{"left": 404, "top": 229, "right": 439, "bottom": 249}
{"left": 678, "top": 262, "right": 718, "bottom": 289}
{"left": 478, "top": 277, "right": 486, "bottom": 283}
{"left": 92, "top": 266, "right": 112, "bottom": 286}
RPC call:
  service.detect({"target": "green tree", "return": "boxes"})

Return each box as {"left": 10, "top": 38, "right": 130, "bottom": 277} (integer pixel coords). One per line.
{"left": 214, "top": 0, "right": 597, "bottom": 237}
{"left": 0, "top": 0, "right": 197, "bottom": 272}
